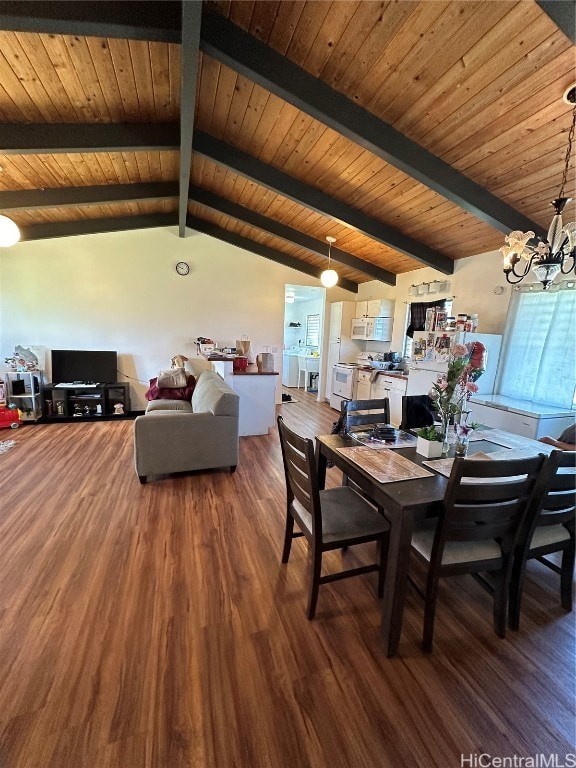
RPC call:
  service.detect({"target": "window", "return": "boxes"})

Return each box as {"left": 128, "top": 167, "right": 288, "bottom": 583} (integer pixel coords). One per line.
{"left": 497, "top": 283, "right": 576, "bottom": 408}
{"left": 305, "top": 313, "right": 320, "bottom": 347}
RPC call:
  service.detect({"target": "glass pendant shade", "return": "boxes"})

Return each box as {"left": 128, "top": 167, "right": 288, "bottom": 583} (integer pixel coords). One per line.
{"left": 0, "top": 215, "right": 20, "bottom": 247}
{"left": 320, "top": 268, "right": 338, "bottom": 287}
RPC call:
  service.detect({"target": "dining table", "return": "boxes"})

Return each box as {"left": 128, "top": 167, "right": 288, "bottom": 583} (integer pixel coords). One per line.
{"left": 314, "top": 428, "right": 554, "bottom": 657}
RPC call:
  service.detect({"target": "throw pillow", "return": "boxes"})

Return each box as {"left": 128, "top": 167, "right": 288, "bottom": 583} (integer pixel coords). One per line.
{"left": 145, "top": 374, "right": 196, "bottom": 402}
{"left": 157, "top": 367, "right": 187, "bottom": 388}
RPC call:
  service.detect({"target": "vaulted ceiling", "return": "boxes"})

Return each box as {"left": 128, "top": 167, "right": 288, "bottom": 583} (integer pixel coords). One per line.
{"left": 0, "top": 0, "right": 574, "bottom": 293}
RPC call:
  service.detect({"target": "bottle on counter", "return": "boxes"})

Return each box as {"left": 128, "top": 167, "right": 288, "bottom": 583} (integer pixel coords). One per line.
{"left": 456, "top": 313, "right": 467, "bottom": 332}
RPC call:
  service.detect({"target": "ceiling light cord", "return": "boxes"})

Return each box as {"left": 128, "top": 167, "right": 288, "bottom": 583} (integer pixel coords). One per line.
{"left": 558, "top": 100, "right": 576, "bottom": 201}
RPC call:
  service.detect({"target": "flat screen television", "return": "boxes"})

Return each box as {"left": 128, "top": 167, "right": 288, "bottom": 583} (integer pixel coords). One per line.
{"left": 51, "top": 350, "right": 118, "bottom": 384}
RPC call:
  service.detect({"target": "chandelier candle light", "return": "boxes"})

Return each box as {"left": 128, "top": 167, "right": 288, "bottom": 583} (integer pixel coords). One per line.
{"left": 501, "top": 86, "right": 576, "bottom": 290}
{"left": 320, "top": 236, "right": 339, "bottom": 288}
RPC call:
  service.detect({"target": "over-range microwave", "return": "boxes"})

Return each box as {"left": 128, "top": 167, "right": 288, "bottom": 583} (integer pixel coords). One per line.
{"left": 350, "top": 316, "right": 392, "bottom": 341}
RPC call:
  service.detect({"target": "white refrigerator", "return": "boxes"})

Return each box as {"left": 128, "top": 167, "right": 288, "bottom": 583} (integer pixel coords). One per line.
{"left": 406, "top": 331, "right": 502, "bottom": 397}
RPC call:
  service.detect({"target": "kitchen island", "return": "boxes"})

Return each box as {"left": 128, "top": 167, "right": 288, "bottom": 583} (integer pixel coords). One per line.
{"left": 207, "top": 358, "right": 278, "bottom": 436}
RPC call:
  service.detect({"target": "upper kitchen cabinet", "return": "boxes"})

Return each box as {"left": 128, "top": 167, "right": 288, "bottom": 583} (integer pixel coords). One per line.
{"left": 355, "top": 300, "right": 395, "bottom": 318}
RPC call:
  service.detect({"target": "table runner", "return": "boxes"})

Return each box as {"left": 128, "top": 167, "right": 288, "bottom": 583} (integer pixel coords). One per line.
{"left": 336, "top": 446, "right": 433, "bottom": 483}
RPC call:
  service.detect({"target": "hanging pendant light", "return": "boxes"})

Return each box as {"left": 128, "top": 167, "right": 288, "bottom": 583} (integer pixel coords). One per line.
{"left": 501, "top": 86, "right": 576, "bottom": 290}
{"left": 320, "top": 235, "right": 338, "bottom": 288}
{"left": 0, "top": 215, "right": 20, "bottom": 247}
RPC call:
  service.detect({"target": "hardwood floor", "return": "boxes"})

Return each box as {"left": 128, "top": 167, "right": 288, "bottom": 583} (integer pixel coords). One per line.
{"left": 0, "top": 389, "right": 573, "bottom": 768}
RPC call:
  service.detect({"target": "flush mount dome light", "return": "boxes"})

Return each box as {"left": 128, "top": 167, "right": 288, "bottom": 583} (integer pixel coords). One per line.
{"left": 320, "top": 236, "right": 339, "bottom": 288}
{"left": 0, "top": 215, "right": 20, "bottom": 247}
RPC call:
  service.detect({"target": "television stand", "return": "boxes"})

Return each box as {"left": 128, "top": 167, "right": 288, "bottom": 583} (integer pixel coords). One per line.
{"left": 43, "top": 382, "right": 131, "bottom": 420}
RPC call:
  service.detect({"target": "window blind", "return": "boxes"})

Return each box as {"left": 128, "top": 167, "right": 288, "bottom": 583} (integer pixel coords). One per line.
{"left": 306, "top": 314, "right": 320, "bottom": 347}
{"left": 498, "top": 287, "right": 576, "bottom": 408}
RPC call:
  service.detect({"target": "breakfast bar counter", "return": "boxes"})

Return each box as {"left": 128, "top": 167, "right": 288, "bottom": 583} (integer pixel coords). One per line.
{"left": 208, "top": 359, "right": 278, "bottom": 436}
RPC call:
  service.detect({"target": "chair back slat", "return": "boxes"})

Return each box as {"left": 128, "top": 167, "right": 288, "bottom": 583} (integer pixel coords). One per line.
{"left": 277, "top": 416, "right": 322, "bottom": 535}
{"left": 456, "top": 478, "right": 533, "bottom": 503}
{"left": 437, "top": 455, "right": 546, "bottom": 554}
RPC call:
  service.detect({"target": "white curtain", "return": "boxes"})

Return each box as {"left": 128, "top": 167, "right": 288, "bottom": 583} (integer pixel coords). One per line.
{"left": 498, "top": 286, "right": 576, "bottom": 408}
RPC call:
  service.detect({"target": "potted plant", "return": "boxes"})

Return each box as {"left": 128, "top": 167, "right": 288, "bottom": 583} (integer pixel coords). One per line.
{"left": 416, "top": 425, "right": 444, "bottom": 458}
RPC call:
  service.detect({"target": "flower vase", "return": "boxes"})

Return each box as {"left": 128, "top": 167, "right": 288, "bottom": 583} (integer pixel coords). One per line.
{"left": 440, "top": 412, "right": 450, "bottom": 456}
{"left": 455, "top": 411, "right": 472, "bottom": 457}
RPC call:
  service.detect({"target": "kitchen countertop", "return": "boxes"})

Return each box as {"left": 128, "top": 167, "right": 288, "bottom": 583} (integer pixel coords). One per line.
{"left": 234, "top": 365, "right": 278, "bottom": 376}
{"left": 204, "top": 355, "right": 278, "bottom": 375}
{"left": 469, "top": 394, "right": 574, "bottom": 418}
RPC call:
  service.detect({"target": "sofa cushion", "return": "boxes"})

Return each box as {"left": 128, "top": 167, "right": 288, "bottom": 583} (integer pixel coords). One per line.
{"left": 146, "top": 399, "right": 192, "bottom": 413}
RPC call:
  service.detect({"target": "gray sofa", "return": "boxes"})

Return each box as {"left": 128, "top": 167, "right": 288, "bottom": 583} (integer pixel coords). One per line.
{"left": 134, "top": 370, "right": 240, "bottom": 483}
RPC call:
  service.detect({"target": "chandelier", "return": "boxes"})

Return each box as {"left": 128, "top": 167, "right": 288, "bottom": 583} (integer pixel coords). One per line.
{"left": 320, "top": 235, "right": 338, "bottom": 288}
{"left": 501, "top": 87, "right": 576, "bottom": 290}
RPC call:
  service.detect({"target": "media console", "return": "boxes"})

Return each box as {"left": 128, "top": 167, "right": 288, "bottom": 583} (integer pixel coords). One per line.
{"left": 43, "top": 382, "right": 131, "bottom": 420}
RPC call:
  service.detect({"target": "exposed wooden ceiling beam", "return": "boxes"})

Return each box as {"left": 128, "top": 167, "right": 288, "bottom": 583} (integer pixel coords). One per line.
{"left": 0, "top": 182, "right": 178, "bottom": 210}
{"left": 19, "top": 213, "right": 177, "bottom": 241}
{"left": 186, "top": 214, "right": 359, "bottom": 294}
{"left": 178, "top": 1, "right": 201, "bottom": 237}
{"left": 0, "top": 123, "right": 180, "bottom": 154}
{"left": 536, "top": 1, "right": 576, "bottom": 44}
{"left": 200, "top": 8, "right": 546, "bottom": 240}
{"left": 193, "top": 131, "right": 453, "bottom": 275}
{"left": 0, "top": 0, "right": 181, "bottom": 42}
{"left": 188, "top": 184, "right": 396, "bottom": 286}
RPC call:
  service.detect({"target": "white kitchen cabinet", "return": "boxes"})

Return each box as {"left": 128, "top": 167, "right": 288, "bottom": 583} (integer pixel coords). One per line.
{"left": 368, "top": 299, "right": 394, "bottom": 317}
{"left": 325, "top": 301, "right": 359, "bottom": 399}
{"left": 355, "top": 369, "right": 372, "bottom": 400}
{"left": 371, "top": 374, "right": 407, "bottom": 427}
{"left": 356, "top": 299, "right": 394, "bottom": 317}
{"left": 329, "top": 300, "right": 356, "bottom": 339}
{"left": 469, "top": 395, "right": 574, "bottom": 440}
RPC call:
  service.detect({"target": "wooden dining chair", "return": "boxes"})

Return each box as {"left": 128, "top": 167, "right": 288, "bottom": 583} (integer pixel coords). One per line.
{"left": 508, "top": 449, "right": 576, "bottom": 630}
{"left": 341, "top": 397, "right": 390, "bottom": 434}
{"left": 410, "top": 453, "right": 546, "bottom": 652}
{"left": 399, "top": 394, "right": 436, "bottom": 431}
{"left": 277, "top": 415, "right": 390, "bottom": 619}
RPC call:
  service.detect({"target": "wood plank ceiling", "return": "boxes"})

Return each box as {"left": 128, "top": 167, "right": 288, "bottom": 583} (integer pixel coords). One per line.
{"left": 0, "top": 0, "right": 574, "bottom": 292}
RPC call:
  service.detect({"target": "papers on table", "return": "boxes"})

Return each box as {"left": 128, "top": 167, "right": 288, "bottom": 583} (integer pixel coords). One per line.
{"left": 336, "top": 446, "right": 433, "bottom": 483}
{"left": 349, "top": 430, "right": 418, "bottom": 450}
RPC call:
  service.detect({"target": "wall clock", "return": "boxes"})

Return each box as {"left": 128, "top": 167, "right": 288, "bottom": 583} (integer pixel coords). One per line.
{"left": 175, "top": 261, "right": 190, "bottom": 276}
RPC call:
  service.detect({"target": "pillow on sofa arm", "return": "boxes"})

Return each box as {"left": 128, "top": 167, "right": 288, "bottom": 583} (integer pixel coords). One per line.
{"left": 145, "top": 374, "right": 196, "bottom": 401}
{"left": 157, "top": 367, "right": 187, "bottom": 388}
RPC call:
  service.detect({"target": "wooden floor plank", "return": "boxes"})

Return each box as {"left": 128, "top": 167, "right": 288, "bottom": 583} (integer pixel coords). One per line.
{"left": 0, "top": 388, "right": 573, "bottom": 767}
